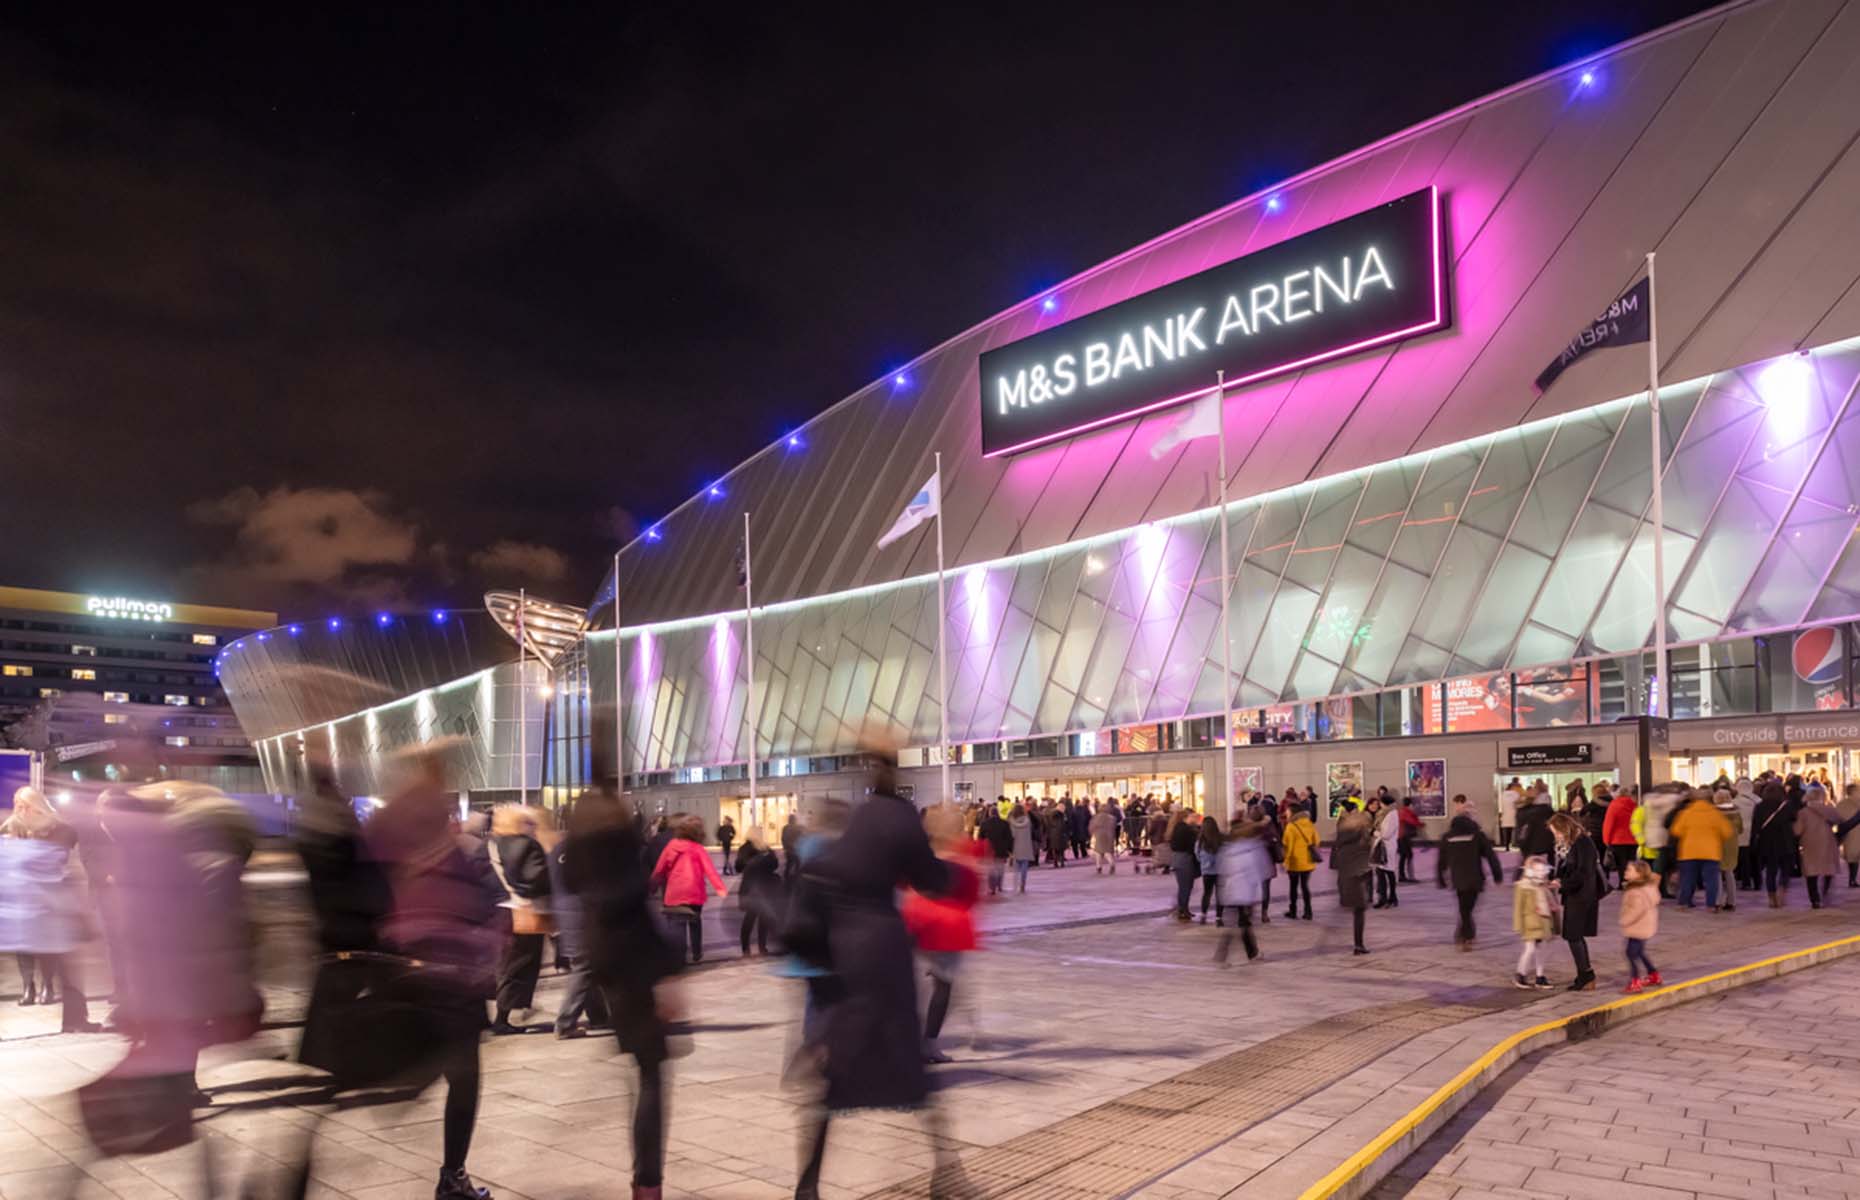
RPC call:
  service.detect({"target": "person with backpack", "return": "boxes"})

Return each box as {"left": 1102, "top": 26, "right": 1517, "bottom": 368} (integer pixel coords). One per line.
{"left": 1436, "top": 810, "right": 1503, "bottom": 950}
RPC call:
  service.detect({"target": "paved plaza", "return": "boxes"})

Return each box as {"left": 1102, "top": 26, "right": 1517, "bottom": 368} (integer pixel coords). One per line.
{"left": 2, "top": 849, "right": 1858, "bottom": 1200}
{"left": 1376, "top": 953, "right": 1860, "bottom": 1200}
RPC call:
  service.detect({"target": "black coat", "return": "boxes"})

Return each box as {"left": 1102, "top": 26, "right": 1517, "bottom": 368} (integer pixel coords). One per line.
{"left": 564, "top": 821, "right": 678, "bottom": 1063}
{"left": 1753, "top": 788, "right": 1799, "bottom": 860}
{"left": 1068, "top": 804, "right": 1091, "bottom": 841}
{"left": 295, "top": 793, "right": 389, "bottom": 955}
{"left": 1331, "top": 822, "right": 1373, "bottom": 909}
{"left": 735, "top": 843, "right": 779, "bottom": 899}
{"left": 1435, "top": 815, "right": 1503, "bottom": 892}
{"left": 545, "top": 841, "right": 583, "bottom": 959}
{"left": 1555, "top": 836, "right": 1603, "bottom": 939}
{"left": 811, "top": 791, "right": 956, "bottom": 1112}
{"left": 979, "top": 813, "right": 1013, "bottom": 859}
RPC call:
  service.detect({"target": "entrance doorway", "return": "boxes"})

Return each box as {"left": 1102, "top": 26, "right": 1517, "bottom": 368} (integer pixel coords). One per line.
{"left": 720, "top": 792, "right": 796, "bottom": 849}
{"left": 1004, "top": 772, "right": 1205, "bottom": 812}
{"left": 1493, "top": 770, "right": 1622, "bottom": 811}
{"left": 1671, "top": 748, "right": 1846, "bottom": 793}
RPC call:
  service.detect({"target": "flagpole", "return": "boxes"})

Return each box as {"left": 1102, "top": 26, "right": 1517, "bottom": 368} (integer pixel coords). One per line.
{"left": 743, "top": 511, "right": 758, "bottom": 814}
{"left": 1214, "top": 372, "right": 1235, "bottom": 817}
{"left": 1646, "top": 252, "right": 1668, "bottom": 721}
{"left": 935, "top": 452, "right": 951, "bottom": 809}
{"left": 517, "top": 586, "right": 528, "bottom": 807}
{"left": 612, "top": 551, "right": 625, "bottom": 793}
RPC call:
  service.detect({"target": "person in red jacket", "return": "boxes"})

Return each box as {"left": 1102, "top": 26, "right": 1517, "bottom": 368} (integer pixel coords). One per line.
{"left": 1601, "top": 787, "right": 1640, "bottom": 888}
{"left": 901, "top": 832, "right": 981, "bottom": 1064}
{"left": 650, "top": 815, "right": 727, "bottom": 964}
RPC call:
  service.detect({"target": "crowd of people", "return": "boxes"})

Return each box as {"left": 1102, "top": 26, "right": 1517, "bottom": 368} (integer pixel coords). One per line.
{"left": 10, "top": 761, "right": 1860, "bottom": 1199}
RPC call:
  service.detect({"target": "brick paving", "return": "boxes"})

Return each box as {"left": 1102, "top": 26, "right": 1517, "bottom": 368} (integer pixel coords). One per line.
{"left": 2, "top": 848, "right": 1858, "bottom": 1199}
{"left": 1373, "top": 953, "right": 1860, "bottom": 1200}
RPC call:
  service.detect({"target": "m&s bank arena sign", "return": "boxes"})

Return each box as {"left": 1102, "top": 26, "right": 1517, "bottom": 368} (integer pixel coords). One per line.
{"left": 979, "top": 188, "right": 1449, "bottom": 457}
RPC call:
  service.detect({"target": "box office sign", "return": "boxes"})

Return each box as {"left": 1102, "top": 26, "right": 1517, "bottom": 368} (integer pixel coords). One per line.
{"left": 979, "top": 187, "right": 1448, "bottom": 457}
{"left": 1506, "top": 742, "right": 1595, "bottom": 769}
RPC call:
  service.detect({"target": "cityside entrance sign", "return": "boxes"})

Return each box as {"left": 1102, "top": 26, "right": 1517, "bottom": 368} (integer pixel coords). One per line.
{"left": 979, "top": 187, "right": 1448, "bottom": 456}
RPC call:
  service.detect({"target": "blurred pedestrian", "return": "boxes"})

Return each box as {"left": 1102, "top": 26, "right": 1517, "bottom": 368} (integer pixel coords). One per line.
{"left": 295, "top": 763, "right": 390, "bottom": 1073}
{"left": 1670, "top": 788, "right": 1732, "bottom": 910}
{"left": 565, "top": 786, "right": 683, "bottom": 1200}
{"left": 796, "top": 770, "right": 971, "bottom": 1199}
{"left": 1753, "top": 781, "right": 1797, "bottom": 906}
{"left": 717, "top": 815, "right": 736, "bottom": 876}
{"left": 651, "top": 814, "right": 727, "bottom": 964}
{"left": 1436, "top": 809, "right": 1503, "bottom": 950}
{"left": 1795, "top": 784, "right": 1841, "bottom": 908}
{"left": 1, "top": 787, "right": 96, "bottom": 1032}
{"left": 368, "top": 761, "right": 505, "bottom": 1199}
{"left": 1168, "top": 808, "right": 1201, "bottom": 920}
{"left": 1619, "top": 860, "right": 1662, "bottom": 993}
{"left": 1712, "top": 789, "right": 1743, "bottom": 912}
{"left": 1841, "top": 782, "right": 1860, "bottom": 889}
{"left": 1550, "top": 812, "right": 1601, "bottom": 991}
{"left": 1512, "top": 856, "right": 1556, "bottom": 989}
{"left": 1089, "top": 802, "right": 1118, "bottom": 874}
{"left": 1195, "top": 815, "right": 1223, "bottom": 924}
{"left": 1008, "top": 804, "right": 1034, "bottom": 893}
{"left": 547, "top": 823, "right": 602, "bottom": 1039}
{"left": 1280, "top": 801, "right": 1319, "bottom": 920}
{"left": 978, "top": 804, "right": 1012, "bottom": 894}
{"left": 1333, "top": 809, "right": 1373, "bottom": 955}
{"left": 735, "top": 835, "right": 779, "bottom": 955}
{"left": 1213, "top": 808, "right": 1272, "bottom": 964}
{"left": 1601, "top": 785, "right": 1638, "bottom": 888}
{"left": 487, "top": 805, "right": 552, "bottom": 1034}
{"left": 1396, "top": 797, "right": 1422, "bottom": 883}
{"left": 902, "top": 822, "right": 981, "bottom": 1063}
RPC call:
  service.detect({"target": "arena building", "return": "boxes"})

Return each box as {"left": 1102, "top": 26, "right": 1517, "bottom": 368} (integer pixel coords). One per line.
{"left": 223, "top": 0, "right": 1860, "bottom": 839}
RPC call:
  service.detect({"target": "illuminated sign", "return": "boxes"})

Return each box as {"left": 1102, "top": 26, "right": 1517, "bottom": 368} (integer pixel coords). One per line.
{"left": 979, "top": 187, "right": 1448, "bottom": 457}
{"left": 86, "top": 595, "right": 175, "bottom": 622}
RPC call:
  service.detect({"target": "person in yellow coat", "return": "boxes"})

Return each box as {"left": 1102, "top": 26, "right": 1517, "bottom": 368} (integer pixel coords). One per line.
{"left": 1279, "top": 802, "right": 1321, "bottom": 920}
{"left": 1668, "top": 789, "right": 1732, "bottom": 910}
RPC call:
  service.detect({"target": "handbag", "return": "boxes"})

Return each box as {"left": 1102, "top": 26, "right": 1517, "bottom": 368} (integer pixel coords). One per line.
{"left": 79, "top": 1069, "right": 195, "bottom": 1158}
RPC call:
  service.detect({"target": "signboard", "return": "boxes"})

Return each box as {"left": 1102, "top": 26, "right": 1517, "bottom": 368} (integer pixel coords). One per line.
{"left": 979, "top": 187, "right": 1447, "bottom": 457}
{"left": 1506, "top": 742, "right": 1594, "bottom": 769}
{"left": 86, "top": 595, "right": 174, "bottom": 622}
{"left": 1405, "top": 758, "right": 1446, "bottom": 817}
{"left": 1326, "top": 761, "right": 1363, "bottom": 817}
{"left": 54, "top": 738, "right": 117, "bottom": 763}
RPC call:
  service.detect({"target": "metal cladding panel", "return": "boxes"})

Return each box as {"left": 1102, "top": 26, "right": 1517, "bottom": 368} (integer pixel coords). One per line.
{"left": 218, "top": 610, "right": 514, "bottom": 741}
{"left": 594, "top": 0, "right": 1860, "bottom": 649}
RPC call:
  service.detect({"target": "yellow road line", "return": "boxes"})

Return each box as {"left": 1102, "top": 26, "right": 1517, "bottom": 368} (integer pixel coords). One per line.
{"left": 1298, "top": 932, "right": 1860, "bottom": 1200}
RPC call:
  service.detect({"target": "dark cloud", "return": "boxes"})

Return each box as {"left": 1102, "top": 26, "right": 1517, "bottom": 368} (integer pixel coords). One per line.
{"left": 0, "top": 3, "right": 1713, "bottom": 619}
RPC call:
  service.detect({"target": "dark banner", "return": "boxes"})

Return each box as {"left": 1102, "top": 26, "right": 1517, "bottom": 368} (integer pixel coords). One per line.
{"left": 1534, "top": 277, "right": 1650, "bottom": 392}
{"left": 979, "top": 187, "right": 1447, "bottom": 457}
{"left": 1506, "top": 743, "right": 1594, "bottom": 769}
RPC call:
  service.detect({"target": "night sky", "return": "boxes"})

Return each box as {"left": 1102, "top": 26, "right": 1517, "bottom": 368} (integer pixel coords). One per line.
{"left": 1, "top": 2, "right": 1712, "bottom": 620}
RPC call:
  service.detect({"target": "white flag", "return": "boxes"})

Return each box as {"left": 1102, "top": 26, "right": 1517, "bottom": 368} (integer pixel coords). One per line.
{"left": 1148, "top": 388, "right": 1222, "bottom": 459}
{"left": 877, "top": 471, "right": 941, "bottom": 548}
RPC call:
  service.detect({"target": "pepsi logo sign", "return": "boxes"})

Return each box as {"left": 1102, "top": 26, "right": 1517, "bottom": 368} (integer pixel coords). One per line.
{"left": 1793, "top": 625, "right": 1843, "bottom": 686}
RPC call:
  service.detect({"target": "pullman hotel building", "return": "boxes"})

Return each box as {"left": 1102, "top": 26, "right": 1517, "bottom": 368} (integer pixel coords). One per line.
{"left": 225, "top": 0, "right": 1860, "bottom": 840}
{"left": 0, "top": 585, "right": 275, "bottom": 801}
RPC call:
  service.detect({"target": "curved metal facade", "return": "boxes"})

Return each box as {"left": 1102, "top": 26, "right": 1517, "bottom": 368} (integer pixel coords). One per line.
{"left": 576, "top": 0, "right": 1860, "bottom": 777}
{"left": 595, "top": 0, "right": 1860, "bottom": 633}
{"left": 217, "top": 610, "right": 514, "bottom": 741}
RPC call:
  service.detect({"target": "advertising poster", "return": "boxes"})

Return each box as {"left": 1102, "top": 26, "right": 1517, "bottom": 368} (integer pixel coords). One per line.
{"left": 1326, "top": 761, "right": 1363, "bottom": 816}
{"left": 1233, "top": 765, "right": 1263, "bottom": 800}
{"left": 1406, "top": 758, "right": 1447, "bottom": 817}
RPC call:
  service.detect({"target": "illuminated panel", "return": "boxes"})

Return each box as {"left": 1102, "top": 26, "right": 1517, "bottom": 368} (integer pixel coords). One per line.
{"left": 979, "top": 187, "right": 1448, "bottom": 457}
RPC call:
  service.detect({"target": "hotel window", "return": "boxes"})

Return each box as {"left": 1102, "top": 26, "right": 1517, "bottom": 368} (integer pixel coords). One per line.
{"left": 192, "top": 634, "right": 217, "bottom": 646}
{"left": 103, "top": 713, "right": 127, "bottom": 725}
{"left": 38, "top": 687, "right": 63, "bottom": 699}
{"left": 71, "top": 644, "right": 97, "bottom": 656}
{"left": 103, "top": 691, "right": 128, "bottom": 703}
{"left": 195, "top": 696, "right": 213, "bottom": 706}
{"left": 71, "top": 668, "right": 97, "bottom": 681}
{"left": 3, "top": 664, "right": 32, "bottom": 677}
{"left": 164, "top": 694, "right": 189, "bottom": 706}
{"left": 164, "top": 736, "right": 190, "bottom": 748}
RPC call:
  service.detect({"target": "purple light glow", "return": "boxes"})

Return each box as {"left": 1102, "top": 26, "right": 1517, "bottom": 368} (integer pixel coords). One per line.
{"left": 982, "top": 185, "right": 1448, "bottom": 459}
{"left": 1759, "top": 352, "right": 1816, "bottom": 444}
{"left": 708, "top": 484, "right": 725, "bottom": 499}
{"left": 645, "top": 526, "right": 662, "bottom": 542}
{"left": 1041, "top": 296, "right": 1059, "bottom": 313}
{"left": 1266, "top": 194, "right": 1283, "bottom": 212}
{"left": 288, "top": 624, "right": 302, "bottom": 636}
{"left": 328, "top": 618, "right": 342, "bottom": 631}
{"left": 786, "top": 433, "right": 804, "bottom": 449}
{"left": 893, "top": 372, "right": 910, "bottom": 388}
